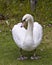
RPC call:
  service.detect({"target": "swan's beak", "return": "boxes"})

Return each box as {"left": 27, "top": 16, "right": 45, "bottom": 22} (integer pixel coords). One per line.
{"left": 21, "top": 21, "right": 26, "bottom": 27}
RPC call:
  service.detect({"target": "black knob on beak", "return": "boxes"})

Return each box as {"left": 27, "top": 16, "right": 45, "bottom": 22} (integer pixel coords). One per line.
{"left": 21, "top": 18, "right": 27, "bottom": 23}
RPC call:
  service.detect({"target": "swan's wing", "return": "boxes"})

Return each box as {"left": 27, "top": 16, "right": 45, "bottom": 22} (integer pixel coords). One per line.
{"left": 33, "top": 22, "right": 43, "bottom": 47}
{"left": 12, "top": 23, "right": 26, "bottom": 48}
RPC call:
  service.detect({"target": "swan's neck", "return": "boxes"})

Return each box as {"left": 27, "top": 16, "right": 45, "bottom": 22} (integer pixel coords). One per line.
{"left": 27, "top": 21, "right": 33, "bottom": 36}
{"left": 23, "top": 21, "right": 34, "bottom": 47}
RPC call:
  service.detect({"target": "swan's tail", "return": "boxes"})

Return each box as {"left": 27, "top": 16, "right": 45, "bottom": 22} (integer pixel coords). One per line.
{"left": 5, "top": 20, "right": 12, "bottom": 30}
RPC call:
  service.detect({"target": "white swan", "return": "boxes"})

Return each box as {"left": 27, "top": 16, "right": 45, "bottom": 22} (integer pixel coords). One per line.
{"left": 12, "top": 14, "right": 43, "bottom": 60}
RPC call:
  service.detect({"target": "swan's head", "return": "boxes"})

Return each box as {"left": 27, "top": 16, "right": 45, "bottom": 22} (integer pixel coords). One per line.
{"left": 21, "top": 14, "right": 34, "bottom": 27}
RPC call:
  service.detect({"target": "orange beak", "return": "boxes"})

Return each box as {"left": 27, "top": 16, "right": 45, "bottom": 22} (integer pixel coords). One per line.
{"left": 21, "top": 22, "right": 26, "bottom": 27}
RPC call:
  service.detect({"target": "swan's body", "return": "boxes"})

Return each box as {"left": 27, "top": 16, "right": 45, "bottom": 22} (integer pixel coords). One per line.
{"left": 12, "top": 14, "right": 43, "bottom": 51}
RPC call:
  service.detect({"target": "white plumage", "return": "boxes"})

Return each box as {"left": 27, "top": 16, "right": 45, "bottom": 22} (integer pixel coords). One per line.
{"left": 12, "top": 14, "right": 43, "bottom": 51}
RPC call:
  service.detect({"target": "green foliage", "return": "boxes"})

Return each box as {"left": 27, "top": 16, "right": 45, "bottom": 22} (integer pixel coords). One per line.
{"left": 0, "top": 0, "right": 52, "bottom": 24}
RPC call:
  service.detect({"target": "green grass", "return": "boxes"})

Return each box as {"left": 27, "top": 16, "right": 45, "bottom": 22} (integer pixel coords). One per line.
{"left": 0, "top": 0, "right": 52, "bottom": 25}
{"left": 0, "top": 20, "right": 52, "bottom": 65}
{"left": 0, "top": 0, "right": 52, "bottom": 65}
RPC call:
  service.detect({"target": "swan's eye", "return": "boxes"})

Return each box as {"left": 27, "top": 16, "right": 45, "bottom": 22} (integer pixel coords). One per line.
{"left": 23, "top": 19, "right": 26, "bottom": 21}
{"left": 22, "top": 18, "right": 27, "bottom": 22}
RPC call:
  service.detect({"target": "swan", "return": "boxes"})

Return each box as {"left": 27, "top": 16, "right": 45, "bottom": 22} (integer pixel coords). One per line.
{"left": 12, "top": 14, "right": 43, "bottom": 60}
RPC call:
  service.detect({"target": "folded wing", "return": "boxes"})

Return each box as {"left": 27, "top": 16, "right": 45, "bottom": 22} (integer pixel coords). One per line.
{"left": 12, "top": 23, "right": 26, "bottom": 48}
{"left": 33, "top": 22, "right": 43, "bottom": 48}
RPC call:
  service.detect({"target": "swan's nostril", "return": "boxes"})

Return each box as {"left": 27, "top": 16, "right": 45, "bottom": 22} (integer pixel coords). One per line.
{"left": 21, "top": 22, "right": 25, "bottom": 27}
{"left": 21, "top": 25, "right": 23, "bottom": 28}
{"left": 21, "top": 24, "right": 23, "bottom": 27}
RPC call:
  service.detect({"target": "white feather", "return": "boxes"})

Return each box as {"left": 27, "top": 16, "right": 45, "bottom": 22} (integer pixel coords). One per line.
{"left": 12, "top": 14, "right": 43, "bottom": 51}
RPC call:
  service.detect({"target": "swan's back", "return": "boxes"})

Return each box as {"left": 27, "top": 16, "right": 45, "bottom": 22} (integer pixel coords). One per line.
{"left": 33, "top": 22, "right": 43, "bottom": 48}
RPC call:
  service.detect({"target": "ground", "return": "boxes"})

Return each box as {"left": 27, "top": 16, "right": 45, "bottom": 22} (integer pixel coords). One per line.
{"left": 0, "top": 0, "right": 52, "bottom": 65}
{"left": 0, "top": 20, "right": 52, "bottom": 65}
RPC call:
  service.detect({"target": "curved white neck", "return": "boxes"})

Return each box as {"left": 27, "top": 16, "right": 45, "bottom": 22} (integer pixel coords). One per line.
{"left": 27, "top": 21, "right": 33, "bottom": 36}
